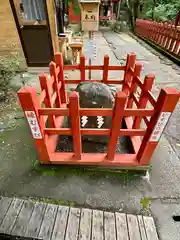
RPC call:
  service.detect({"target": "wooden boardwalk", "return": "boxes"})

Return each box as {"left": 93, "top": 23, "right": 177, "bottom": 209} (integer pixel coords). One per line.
{"left": 0, "top": 196, "right": 159, "bottom": 240}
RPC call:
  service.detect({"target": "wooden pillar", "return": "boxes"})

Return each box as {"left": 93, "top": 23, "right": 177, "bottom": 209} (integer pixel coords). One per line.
{"left": 18, "top": 86, "right": 51, "bottom": 164}
{"left": 137, "top": 88, "right": 180, "bottom": 165}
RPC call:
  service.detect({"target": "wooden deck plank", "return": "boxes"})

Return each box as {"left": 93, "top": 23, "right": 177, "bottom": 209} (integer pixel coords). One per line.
{"left": 65, "top": 207, "right": 81, "bottom": 240}
{"left": 0, "top": 197, "right": 12, "bottom": 224}
{"left": 11, "top": 200, "right": 35, "bottom": 237}
{"left": 137, "top": 215, "right": 147, "bottom": 240}
{"left": 127, "top": 214, "right": 141, "bottom": 240}
{"left": 143, "top": 216, "right": 159, "bottom": 240}
{"left": 92, "top": 210, "right": 104, "bottom": 240}
{"left": 115, "top": 213, "right": 129, "bottom": 240}
{"left": 0, "top": 198, "right": 24, "bottom": 235}
{"left": 38, "top": 203, "right": 58, "bottom": 240}
{"left": 104, "top": 212, "right": 116, "bottom": 240}
{"left": 51, "top": 206, "right": 69, "bottom": 240}
{"left": 79, "top": 208, "right": 92, "bottom": 240}
{"left": 24, "top": 202, "right": 47, "bottom": 239}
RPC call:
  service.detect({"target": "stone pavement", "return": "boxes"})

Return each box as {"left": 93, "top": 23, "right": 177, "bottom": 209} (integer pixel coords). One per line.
{"left": 1, "top": 28, "right": 180, "bottom": 240}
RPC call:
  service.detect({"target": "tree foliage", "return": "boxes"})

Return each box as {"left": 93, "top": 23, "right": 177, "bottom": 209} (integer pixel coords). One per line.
{"left": 144, "top": 0, "right": 180, "bottom": 21}
{"left": 121, "top": 0, "right": 180, "bottom": 31}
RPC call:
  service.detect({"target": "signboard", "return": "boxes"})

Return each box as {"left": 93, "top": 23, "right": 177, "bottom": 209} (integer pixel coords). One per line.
{"left": 150, "top": 112, "right": 171, "bottom": 142}
{"left": 25, "top": 111, "right": 42, "bottom": 139}
{"left": 80, "top": 2, "right": 100, "bottom": 31}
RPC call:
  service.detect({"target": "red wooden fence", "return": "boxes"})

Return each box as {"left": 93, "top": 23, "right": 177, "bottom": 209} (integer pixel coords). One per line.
{"left": 17, "top": 53, "right": 179, "bottom": 168}
{"left": 136, "top": 19, "right": 180, "bottom": 59}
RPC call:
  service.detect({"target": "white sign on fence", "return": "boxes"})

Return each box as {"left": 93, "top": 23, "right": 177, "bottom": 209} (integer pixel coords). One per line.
{"left": 25, "top": 111, "right": 42, "bottom": 139}
{"left": 150, "top": 112, "right": 171, "bottom": 142}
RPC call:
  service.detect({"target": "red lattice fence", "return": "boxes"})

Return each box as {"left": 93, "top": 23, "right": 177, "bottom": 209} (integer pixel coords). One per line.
{"left": 17, "top": 53, "right": 179, "bottom": 169}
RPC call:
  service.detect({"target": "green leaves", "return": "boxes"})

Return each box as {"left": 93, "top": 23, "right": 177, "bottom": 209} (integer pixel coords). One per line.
{"left": 144, "top": 0, "right": 180, "bottom": 21}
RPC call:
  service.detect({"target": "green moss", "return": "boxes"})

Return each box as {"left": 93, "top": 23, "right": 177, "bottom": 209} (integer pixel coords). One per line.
{"left": 28, "top": 196, "right": 76, "bottom": 207}
{"left": 140, "top": 197, "right": 152, "bottom": 209}
{"left": 32, "top": 161, "right": 145, "bottom": 180}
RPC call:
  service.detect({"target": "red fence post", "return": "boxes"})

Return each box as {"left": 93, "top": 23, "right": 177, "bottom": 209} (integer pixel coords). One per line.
{"left": 54, "top": 53, "right": 67, "bottom": 104}
{"left": 39, "top": 74, "right": 56, "bottom": 128}
{"left": 127, "top": 63, "right": 142, "bottom": 108}
{"left": 133, "top": 74, "right": 155, "bottom": 129}
{"left": 137, "top": 88, "right": 179, "bottom": 165}
{"left": 122, "top": 53, "right": 136, "bottom": 95}
{"left": 80, "top": 55, "right": 86, "bottom": 81}
{"left": 18, "top": 86, "right": 51, "bottom": 164}
{"left": 69, "top": 91, "right": 82, "bottom": 160}
{"left": 103, "top": 55, "right": 109, "bottom": 84}
{"left": 49, "top": 61, "right": 61, "bottom": 108}
{"left": 107, "top": 91, "right": 127, "bottom": 160}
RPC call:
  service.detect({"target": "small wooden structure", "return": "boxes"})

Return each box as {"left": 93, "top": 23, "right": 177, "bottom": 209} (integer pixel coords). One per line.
{"left": 79, "top": 0, "right": 101, "bottom": 31}
{"left": 0, "top": 196, "right": 159, "bottom": 239}
{"left": 69, "top": 37, "right": 83, "bottom": 64}
{"left": 17, "top": 53, "right": 179, "bottom": 168}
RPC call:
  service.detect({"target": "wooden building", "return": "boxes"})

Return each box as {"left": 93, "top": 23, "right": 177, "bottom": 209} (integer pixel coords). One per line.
{"left": 0, "top": 0, "right": 64, "bottom": 68}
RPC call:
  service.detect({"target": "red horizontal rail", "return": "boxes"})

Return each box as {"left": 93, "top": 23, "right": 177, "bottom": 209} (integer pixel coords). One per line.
{"left": 44, "top": 128, "right": 146, "bottom": 136}
{"left": 50, "top": 153, "right": 138, "bottom": 166}
{"left": 63, "top": 65, "right": 126, "bottom": 71}
{"left": 64, "top": 80, "right": 124, "bottom": 84}
{"left": 39, "top": 108, "right": 154, "bottom": 117}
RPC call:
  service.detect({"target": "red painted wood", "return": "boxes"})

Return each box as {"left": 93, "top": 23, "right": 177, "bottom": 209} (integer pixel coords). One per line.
{"left": 49, "top": 61, "right": 61, "bottom": 107}
{"left": 50, "top": 152, "right": 138, "bottom": 166}
{"left": 125, "top": 116, "right": 142, "bottom": 154}
{"left": 54, "top": 53, "right": 67, "bottom": 103}
{"left": 39, "top": 74, "right": 56, "bottom": 128}
{"left": 69, "top": 91, "right": 82, "bottom": 159}
{"left": 107, "top": 91, "right": 127, "bottom": 160}
{"left": 18, "top": 52, "right": 180, "bottom": 167}
{"left": 123, "top": 53, "right": 136, "bottom": 95}
{"left": 103, "top": 55, "right": 109, "bottom": 84}
{"left": 137, "top": 88, "right": 180, "bottom": 165}
{"left": 38, "top": 107, "right": 154, "bottom": 117}
{"left": 136, "top": 19, "right": 180, "bottom": 58}
{"left": 127, "top": 63, "right": 142, "bottom": 108}
{"left": 44, "top": 128, "right": 146, "bottom": 136}
{"left": 17, "top": 86, "right": 50, "bottom": 163}
{"left": 80, "top": 56, "right": 85, "bottom": 81}
{"left": 64, "top": 80, "right": 124, "bottom": 84}
{"left": 133, "top": 74, "right": 154, "bottom": 129}
{"left": 63, "top": 65, "right": 126, "bottom": 71}
{"left": 68, "top": 5, "right": 80, "bottom": 23}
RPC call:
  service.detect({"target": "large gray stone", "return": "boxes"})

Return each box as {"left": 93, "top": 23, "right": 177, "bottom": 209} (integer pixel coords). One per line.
{"left": 74, "top": 82, "right": 115, "bottom": 143}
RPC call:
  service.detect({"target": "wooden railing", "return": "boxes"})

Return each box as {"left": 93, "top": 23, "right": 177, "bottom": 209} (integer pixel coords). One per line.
{"left": 136, "top": 19, "right": 180, "bottom": 59}
{"left": 17, "top": 53, "right": 180, "bottom": 168}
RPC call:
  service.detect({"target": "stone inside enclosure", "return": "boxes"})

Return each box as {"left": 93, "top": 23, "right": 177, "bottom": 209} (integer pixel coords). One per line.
{"left": 69, "top": 82, "right": 115, "bottom": 143}
{"left": 56, "top": 118, "right": 134, "bottom": 154}
{"left": 56, "top": 81, "right": 134, "bottom": 153}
